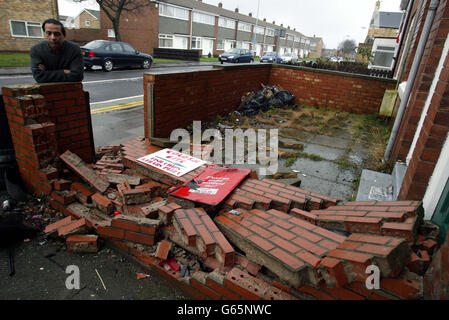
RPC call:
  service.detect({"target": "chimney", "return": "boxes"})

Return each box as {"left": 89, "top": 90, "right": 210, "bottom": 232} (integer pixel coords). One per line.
{"left": 294, "top": 28, "right": 296, "bottom": 31}
{"left": 218, "top": 2, "right": 222, "bottom": 8}
{"left": 235, "top": 8, "right": 239, "bottom": 13}
{"left": 249, "top": 12, "right": 252, "bottom": 17}
{"left": 280, "top": 24, "right": 283, "bottom": 27}
{"left": 288, "top": 26, "right": 290, "bottom": 29}
{"left": 263, "top": 18, "right": 266, "bottom": 22}
{"left": 272, "top": 21, "right": 275, "bottom": 24}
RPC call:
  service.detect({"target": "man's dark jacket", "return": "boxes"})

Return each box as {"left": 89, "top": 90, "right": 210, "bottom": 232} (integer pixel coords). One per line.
{"left": 30, "top": 40, "right": 84, "bottom": 83}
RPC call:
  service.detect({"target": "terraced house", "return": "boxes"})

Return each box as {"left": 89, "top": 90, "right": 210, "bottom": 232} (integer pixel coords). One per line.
{"left": 100, "top": 0, "right": 313, "bottom": 57}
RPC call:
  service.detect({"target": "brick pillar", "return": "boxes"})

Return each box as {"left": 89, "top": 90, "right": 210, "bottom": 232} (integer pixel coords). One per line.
{"left": 1, "top": 82, "right": 95, "bottom": 196}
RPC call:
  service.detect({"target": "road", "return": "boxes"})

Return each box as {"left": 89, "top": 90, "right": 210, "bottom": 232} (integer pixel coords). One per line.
{"left": 0, "top": 65, "right": 216, "bottom": 110}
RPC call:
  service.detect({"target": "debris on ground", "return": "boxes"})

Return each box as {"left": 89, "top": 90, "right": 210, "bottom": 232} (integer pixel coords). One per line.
{"left": 3, "top": 137, "right": 445, "bottom": 300}
{"left": 237, "top": 84, "right": 296, "bottom": 116}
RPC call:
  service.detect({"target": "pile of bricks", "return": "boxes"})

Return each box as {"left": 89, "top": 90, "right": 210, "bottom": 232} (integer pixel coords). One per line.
{"left": 11, "top": 134, "right": 442, "bottom": 300}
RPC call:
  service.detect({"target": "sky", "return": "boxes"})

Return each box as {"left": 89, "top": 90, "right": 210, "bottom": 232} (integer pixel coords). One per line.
{"left": 58, "top": 0, "right": 403, "bottom": 49}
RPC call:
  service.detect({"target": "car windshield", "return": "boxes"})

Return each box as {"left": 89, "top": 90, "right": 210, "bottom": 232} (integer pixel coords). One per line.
{"left": 265, "top": 52, "right": 276, "bottom": 56}
{"left": 226, "top": 49, "right": 241, "bottom": 54}
{"left": 282, "top": 53, "right": 292, "bottom": 57}
{"left": 83, "top": 40, "right": 107, "bottom": 49}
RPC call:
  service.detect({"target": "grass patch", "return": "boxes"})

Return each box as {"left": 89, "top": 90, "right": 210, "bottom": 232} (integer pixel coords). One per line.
{"left": 297, "top": 151, "right": 325, "bottom": 162}
{"left": 0, "top": 52, "right": 30, "bottom": 67}
{"left": 153, "top": 58, "right": 188, "bottom": 64}
{"left": 285, "top": 157, "right": 297, "bottom": 167}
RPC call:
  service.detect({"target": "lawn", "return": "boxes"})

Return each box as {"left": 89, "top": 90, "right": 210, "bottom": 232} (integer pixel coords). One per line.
{"left": 0, "top": 53, "right": 30, "bottom": 67}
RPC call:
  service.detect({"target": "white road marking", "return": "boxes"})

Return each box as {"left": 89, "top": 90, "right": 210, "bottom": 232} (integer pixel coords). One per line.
{"left": 82, "top": 77, "right": 141, "bottom": 85}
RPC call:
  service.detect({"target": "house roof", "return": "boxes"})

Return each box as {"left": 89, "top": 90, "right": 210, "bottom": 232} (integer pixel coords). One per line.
{"left": 158, "top": 0, "right": 310, "bottom": 39}
{"left": 84, "top": 9, "right": 100, "bottom": 20}
{"left": 374, "top": 12, "right": 403, "bottom": 29}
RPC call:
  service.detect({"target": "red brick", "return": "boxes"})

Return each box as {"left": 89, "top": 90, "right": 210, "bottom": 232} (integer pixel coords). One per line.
{"left": 111, "top": 216, "right": 140, "bottom": 232}
{"left": 190, "top": 279, "right": 221, "bottom": 300}
{"left": 347, "top": 234, "right": 393, "bottom": 245}
{"left": 327, "top": 249, "right": 372, "bottom": 264}
{"left": 58, "top": 218, "right": 87, "bottom": 237}
{"left": 206, "top": 278, "right": 241, "bottom": 300}
{"left": 97, "top": 225, "right": 125, "bottom": 239}
{"left": 44, "top": 216, "right": 74, "bottom": 234}
{"left": 125, "top": 231, "right": 154, "bottom": 245}
{"left": 53, "top": 179, "right": 72, "bottom": 191}
{"left": 92, "top": 193, "right": 114, "bottom": 215}
{"left": 295, "top": 250, "right": 321, "bottom": 268}
{"left": 357, "top": 244, "right": 393, "bottom": 256}
{"left": 319, "top": 257, "right": 348, "bottom": 287}
{"left": 270, "top": 248, "right": 305, "bottom": 270}
{"left": 248, "top": 234, "right": 275, "bottom": 251}
{"left": 155, "top": 240, "right": 172, "bottom": 260}
{"left": 290, "top": 208, "right": 317, "bottom": 223}
{"left": 66, "top": 235, "right": 98, "bottom": 253}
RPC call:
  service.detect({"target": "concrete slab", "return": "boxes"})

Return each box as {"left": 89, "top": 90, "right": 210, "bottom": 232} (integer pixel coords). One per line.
{"left": 291, "top": 158, "right": 340, "bottom": 181}
{"left": 337, "top": 168, "right": 359, "bottom": 186}
{"left": 309, "top": 134, "right": 351, "bottom": 150}
{"left": 303, "top": 143, "right": 346, "bottom": 161}
{"left": 356, "top": 169, "right": 393, "bottom": 201}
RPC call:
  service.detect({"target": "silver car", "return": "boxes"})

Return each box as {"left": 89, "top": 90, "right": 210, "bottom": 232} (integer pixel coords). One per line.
{"left": 280, "top": 52, "right": 299, "bottom": 64}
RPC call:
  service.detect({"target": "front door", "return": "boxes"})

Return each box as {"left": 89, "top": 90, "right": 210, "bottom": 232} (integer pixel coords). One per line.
{"left": 202, "top": 39, "right": 214, "bottom": 56}
{"left": 432, "top": 178, "right": 449, "bottom": 243}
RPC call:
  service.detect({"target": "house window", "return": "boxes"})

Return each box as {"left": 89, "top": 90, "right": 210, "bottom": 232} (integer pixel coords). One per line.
{"left": 108, "top": 29, "right": 115, "bottom": 38}
{"left": 254, "top": 26, "right": 264, "bottom": 35}
{"left": 218, "top": 17, "right": 236, "bottom": 29}
{"left": 238, "top": 22, "right": 251, "bottom": 32}
{"left": 216, "top": 39, "right": 224, "bottom": 51}
{"left": 236, "top": 41, "right": 250, "bottom": 49}
{"left": 159, "top": 3, "right": 189, "bottom": 21}
{"left": 266, "top": 28, "right": 275, "bottom": 37}
{"left": 193, "top": 12, "right": 215, "bottom": 25}
{"left": 10, "top": 20, "right": 42, "bottom": 38}
{"left": 173, "top": 36, "right": 188, "bottom": 49}
{"left": 85, "top": 20, "right": 91, "bottom": 27}
{"left": 191, "top": 37, "right": 202, "bottom": 49}
{"left": 159, "top": 34, "right": 173, "bottom": 48}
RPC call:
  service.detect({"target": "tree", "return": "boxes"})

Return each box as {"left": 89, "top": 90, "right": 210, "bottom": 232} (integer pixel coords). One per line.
{"left": 73, "top": 0, "right": 148, "bottom": 41}
{"left": 338, "top": 39, "right": 357, "bottom": 55}
{"left": 357, "top": 46, "right": 374, "bottom": 64}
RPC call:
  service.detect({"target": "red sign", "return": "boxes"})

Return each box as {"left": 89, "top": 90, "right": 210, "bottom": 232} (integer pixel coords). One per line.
{"left": 169, "top": 166, "right": 251, "bottom": 206}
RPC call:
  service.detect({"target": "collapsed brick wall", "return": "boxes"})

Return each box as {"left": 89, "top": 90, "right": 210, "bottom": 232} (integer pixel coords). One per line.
{"left": 1, "top": 83, "right": 95, "bottom": 196}
{"left": 144, "top": 64, "right": 396, "bottom": 139}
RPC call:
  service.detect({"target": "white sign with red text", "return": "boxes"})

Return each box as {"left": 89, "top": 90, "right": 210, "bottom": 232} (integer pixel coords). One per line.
{"left": 137, "top": 149, "right": 206, "bottom": 177}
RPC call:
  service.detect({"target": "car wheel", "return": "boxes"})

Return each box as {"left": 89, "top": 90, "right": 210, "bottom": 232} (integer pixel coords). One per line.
{"left": 235, "top": 59, "right": 239, "bottom": 63}
{"left": 221, "top": 61, "right": 223, "bottom": 64}
{"left": 103, "top": 59, "right": 114, "bottom": 72}
{"left": 142, "top": 59, "right": 152, "bottom": 69}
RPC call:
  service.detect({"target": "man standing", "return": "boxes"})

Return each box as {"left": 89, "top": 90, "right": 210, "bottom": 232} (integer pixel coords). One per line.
{"left": 30, "top": 19, "right": 84, "bottom": 83}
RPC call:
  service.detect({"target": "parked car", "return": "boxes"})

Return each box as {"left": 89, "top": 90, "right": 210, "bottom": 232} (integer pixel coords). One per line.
{"left": 260, "top": 52, "right": 281, "bottom": 63}
{"left": 330, "top": 56, "right": 343, "bottom": 63}
{"left": 279, "top": 52, "right": 299, "bottom": 64}
{"left": 81, "top": 40, "right": 153, "bottom": 72}
{"left": 218, "top": 49, "right": 254, "bottom": 64}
